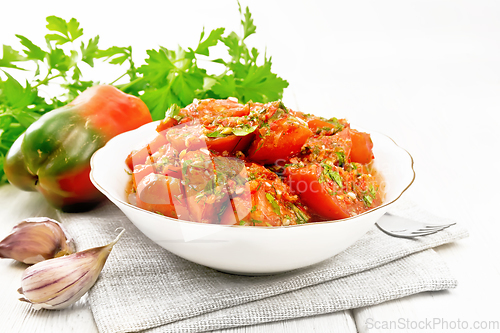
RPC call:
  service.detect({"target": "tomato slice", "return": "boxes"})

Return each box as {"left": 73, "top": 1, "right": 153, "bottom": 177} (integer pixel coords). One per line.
{"left": 247, "top": 115, "right": 312, "bottom": 164}
{"left": 148, "top": 143, "right": 180, "bottom": 176}
{"left": 285, "top": 163, "right": 352, "bottom": 220}
{"left": 219, "top": 193, "right": 253, "bottom": 225}
{"left": 136, "top": 173, "right": 187, "bottom": 219}
{"left": 221, "top": 163, "right": 311, "bottom": 226}
{"left": 163, "top": 123, "right": 206, "bottom": 152}
{"left": 285, "top": 162, "right": 382, "bottom": 220}
{"left": 156, "top": 117, "right": 178, "bottom": 132}
{"left": 307, "top": 118, "right": 336, "bottom": 133}
{"left": 132, "top": 164, "right": 154, "bottom": 189}
{"left": 184, "top": 98, "right": 250, "bottom": 120}
{"left": 180, "top": 150, "right": 223, "bottom": 223}
{"left": 294, "top": 111, "right": 346, "bottom": 135}
{"left": 219, "top": 199, "right": 239, "bottom": 225}
{"left": 349, "top": 129, "right": 374, "bottom": 164}
{"left": 125, "top": 133, "right": 168, "bottom": 170}
{"left": 206, "top": 133, "right": 255, "bottom": 154}
{"left": 295, "top": 127, "right": 352, "bottom": 167}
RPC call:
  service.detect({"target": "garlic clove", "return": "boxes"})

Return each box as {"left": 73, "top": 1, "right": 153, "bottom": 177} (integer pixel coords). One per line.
{"left": 0, "top": 217, "right": 76, "bottom": 264}
{"left": 18, "top": 229, "right": 124, "bottom": 310}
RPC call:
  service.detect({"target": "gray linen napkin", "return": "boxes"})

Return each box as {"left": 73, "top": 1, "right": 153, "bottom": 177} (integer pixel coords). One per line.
{"left": 57, "top": 199, "right": 468, "bottom": 333}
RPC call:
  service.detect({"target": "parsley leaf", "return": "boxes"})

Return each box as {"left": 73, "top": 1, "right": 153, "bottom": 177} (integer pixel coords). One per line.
{"left": 239, "top": 2, "right": 257, "bottom": 40}
{"left": 45, "top": 16, "right": 83, "bottom": 45}
{"left": 141, "top": 85, "right": 181, "bottom": 120}
{"left": 1, "top": 73, "right": 36, "bottom": 110}
{"left": 138, "top": 49, "right": 176, "bottom": 86}
{"left": 15, "top": 35, "right": 46, "bottom": 61}
{"left": 0, "top": 45, "right": 26, "bottom": 69}
{"left": 222, "top": 32, "right": 241, "bottom": 62}
{"left": 195, "top": 28, "right": 225, "bottom": 56}
{"left": 80, "top": 36, "right": 100, "bottom": 67}
{"left": 97, "top": 46, "right": 132, "bottom": 65}
{"left": 171, "top": 70, "right": 204, "bottom": 106}
{"left": 237, "top": 62, "right": 289, "bottom": 103}
{"left": 211, "top": 75, "right": 236, "bottom": 97}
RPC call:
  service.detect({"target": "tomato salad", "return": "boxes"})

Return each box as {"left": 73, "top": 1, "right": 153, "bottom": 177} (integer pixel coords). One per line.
{"left": 125, "top": 98, "right": 383, "bottom": 226}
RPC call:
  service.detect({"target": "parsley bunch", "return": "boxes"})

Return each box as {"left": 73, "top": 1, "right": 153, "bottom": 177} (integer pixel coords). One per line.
{"left": 0, "top": 4, "right": 288, "bottom": 184}
{"left": 123, "top": 3, "right": 288, "bottom": 119}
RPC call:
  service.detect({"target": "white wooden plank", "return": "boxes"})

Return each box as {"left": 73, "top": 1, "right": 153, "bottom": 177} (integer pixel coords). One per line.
{"left": 351, "top": 80, "right": 500, "bottom": 332}
{"left": 0, "top": 186, "right": 98, "bottom": 333}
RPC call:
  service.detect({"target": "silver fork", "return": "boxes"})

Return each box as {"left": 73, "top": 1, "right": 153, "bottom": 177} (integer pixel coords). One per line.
{"left": 376, "top": 213, "right": 456, "bottom": 238}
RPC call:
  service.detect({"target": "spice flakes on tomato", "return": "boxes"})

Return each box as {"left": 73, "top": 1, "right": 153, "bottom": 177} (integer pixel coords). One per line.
{"left": 221, "top": 163, "right": 310, "bottom": 226}
{"left": 126, "top": 97, "right": 383, "bottom": 225}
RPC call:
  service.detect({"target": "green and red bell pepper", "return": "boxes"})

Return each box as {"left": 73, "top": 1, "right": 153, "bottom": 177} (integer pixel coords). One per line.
{"left": 3, "top": 85, "right": 152, "bottom": 211}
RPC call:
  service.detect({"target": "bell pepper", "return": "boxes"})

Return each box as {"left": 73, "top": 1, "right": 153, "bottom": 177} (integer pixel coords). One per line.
{"left": 3, "top": 85, "right": 152, "bottom": 212}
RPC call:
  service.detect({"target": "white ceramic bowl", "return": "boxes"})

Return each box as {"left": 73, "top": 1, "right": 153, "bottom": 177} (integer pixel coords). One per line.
{"left": 90, "top": 121, "right": 414, "bottom": 274}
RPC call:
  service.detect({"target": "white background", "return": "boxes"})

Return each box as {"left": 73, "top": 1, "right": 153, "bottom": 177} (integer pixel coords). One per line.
{"left": 1, "top": 0, "right": 499, "bottom": 331}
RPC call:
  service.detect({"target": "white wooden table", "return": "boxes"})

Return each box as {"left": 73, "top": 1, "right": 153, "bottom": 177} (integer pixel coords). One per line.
{"left": 1, "top": 1, "right": 500, "bottom": 332}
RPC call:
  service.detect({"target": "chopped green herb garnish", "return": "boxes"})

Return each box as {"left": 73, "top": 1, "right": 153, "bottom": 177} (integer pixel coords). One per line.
{"left": 330, "top": 171, "right": 343, "bottom": 188}
{"left": 323, "top": 117, "right": 344, "bottom": 133}
{"left": 318, "top": 172, "right": 326, "bottom": 184}
{"left": 251, "top": 218, "right": 263, "bottom": 226}
{"left": 291, "top": 204, "right": 309, "bottom": 224}
{"left": 265, "top": 193, "right": 281, "bottom": 216}
{"left": 335, "top": 151, "right": 346, "bottom": 167}
{"left": 203, "top": 179, "right": 215, "bottom": 193}
{"left": 363, "top": 195, "right": 373, "bottom": 207}
{"left": 165, "top": 104, "right": 180, "bottom": 119}
{"left": 254, "top": 142, "right": 265, "bottom": 153}
{"left": 369, "top": 184, "right": 378, "bottom": 198}
{"left": 232, "top": 124, "right": 258, "bottom": 136}
{"left": 277, "top": 101, "right": 288, "bottom": 113}
{"left": 268, "top": 105, "right": 286, "bottom": 122}
{"left": 182, "top": 159, "right": 190, "bottom": 174}
{"left": 255, "top": 182, "right": 262, "bottom": 192}
{"left": 218, "top": 201, "right": 229, "bottom": 219}
{"left": 206, "top": 130, "right": 226, "bottom": 138}
{"left": 322, "top": 164, "right": 343, "bottom": 188}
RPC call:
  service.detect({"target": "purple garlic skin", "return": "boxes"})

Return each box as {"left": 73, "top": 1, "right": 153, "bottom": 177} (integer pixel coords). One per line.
{"left": 0, "top": 217, "right": 76, "bottom": 264}
{"left": 18, "top": 229, "right": 124, "bottom": 310}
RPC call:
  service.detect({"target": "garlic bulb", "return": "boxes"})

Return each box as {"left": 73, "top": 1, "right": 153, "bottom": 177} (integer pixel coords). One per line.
{"left": 0, "top": 217, "right": 76, "bottom": 264}
{"left": 18, "top": 229, "right": 124, "bottom": 310}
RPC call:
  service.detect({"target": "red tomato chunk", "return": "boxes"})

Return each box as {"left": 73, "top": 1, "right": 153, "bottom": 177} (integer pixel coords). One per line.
{"left": 125, "top": 98, "right": 382, "bottom": 225}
